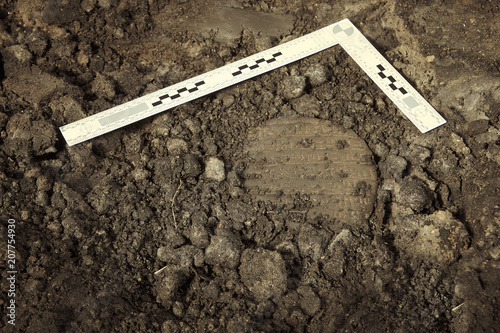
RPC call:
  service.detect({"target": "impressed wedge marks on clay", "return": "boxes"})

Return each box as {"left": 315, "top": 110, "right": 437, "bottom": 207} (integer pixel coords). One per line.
{"left": 243, "top": 118, "right": 377, "bottom": 221}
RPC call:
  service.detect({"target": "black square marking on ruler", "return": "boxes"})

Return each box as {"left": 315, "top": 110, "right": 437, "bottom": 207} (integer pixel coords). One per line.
{"left": 152, "top": 81, "right": 206, "bottom": 106}
{"left": 231, "top": 52, "right": 283, "bottom": 76}
{"left": 376, "top": 64, "right": 408, "bottom": 96}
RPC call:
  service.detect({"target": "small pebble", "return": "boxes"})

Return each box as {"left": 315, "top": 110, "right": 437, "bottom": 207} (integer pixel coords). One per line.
{"left": 222, "top": 93, "right": 235, "bottom": 107}
{"left": 342, "top": 115, "right": 355, "bottom": 129}
{"left": 466, "top": 119, "right": 489, "bottom": 136}
{"left": 184, "top": 118, "right": 201, "bottom": 134}
{"left": 98, "top": 0, "right": 111, "bottom": 9}
{"left": 323, "top": 252, "right": 345, "bottom": 279}
{"left": 81, "top": 0, "right": 96, "bottom": 12}
{"left": 328, "top": 229, "right": 353, "bottom": 252}
{"left": 279, "top": 75, "right": 306, "bottom": 99}
{"left": 450, "top": 133, "right": 470, "bottom": 155}
{"left": 131, "top": 168, "right": 150, "bottom": 181}
{"left": 205, "top": 157, "right": 225, "bottom": 182}
{"left": 6, "top": 45, "right": 32, "bottom": 63}
{"left": 305, "top": 64, "right": 328, "bottom": 86}
{"left": 291, "top": 95, "right": 320, "bottom": 116}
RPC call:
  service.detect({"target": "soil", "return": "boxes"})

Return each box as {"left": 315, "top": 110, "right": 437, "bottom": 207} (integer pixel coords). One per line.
{"left": 0, "top": 0, "right": 499, "bottom": 332}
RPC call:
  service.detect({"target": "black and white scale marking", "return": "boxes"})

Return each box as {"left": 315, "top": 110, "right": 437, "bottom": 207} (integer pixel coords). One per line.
{"left": 152, "top": 81, "right": 206, "bottom": 107}
{"left": 60, "top": 19, "right": 446, "bottom": 146}
{"left": 232, "top": 52, "right": 283, "bottom": 76}
{"left": 376, "top": 65, "right": 408, "bottom": 95}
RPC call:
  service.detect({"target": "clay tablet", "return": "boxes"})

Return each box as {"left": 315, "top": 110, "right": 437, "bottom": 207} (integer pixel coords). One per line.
{"left": 243, "top": 118, "right": 377, "bottom": 222}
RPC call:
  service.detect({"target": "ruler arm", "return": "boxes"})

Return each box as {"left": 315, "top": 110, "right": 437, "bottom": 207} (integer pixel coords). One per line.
{"left": 60, "top": 19, "right": 445, "bottom": 146}
{"left": 336, "top": 21, "right": 446, "bottom": 132}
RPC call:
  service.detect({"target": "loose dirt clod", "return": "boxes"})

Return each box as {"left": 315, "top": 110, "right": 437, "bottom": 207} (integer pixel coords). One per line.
{"left": 239, "top": 248, "right": 287, "bottom": 301}
{"left": 390, "top": 210, "right": 470, "bottom": 264}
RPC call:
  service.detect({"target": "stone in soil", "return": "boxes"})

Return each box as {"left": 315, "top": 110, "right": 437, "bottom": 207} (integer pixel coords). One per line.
{"left": 204, "top": 157, "right": 225, "bottom": 182}
{"left": 278, "top": 75, "right": 306, "bottom": 99}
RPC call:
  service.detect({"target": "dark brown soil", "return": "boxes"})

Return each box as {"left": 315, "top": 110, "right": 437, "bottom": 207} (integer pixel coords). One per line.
{"left": 1, "top": 0, "right": 498, "bottom": 332}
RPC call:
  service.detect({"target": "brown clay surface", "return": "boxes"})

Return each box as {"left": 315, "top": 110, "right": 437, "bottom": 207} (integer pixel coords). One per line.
{"left": 244, "top": 117, "right": 377, "bottom": 221}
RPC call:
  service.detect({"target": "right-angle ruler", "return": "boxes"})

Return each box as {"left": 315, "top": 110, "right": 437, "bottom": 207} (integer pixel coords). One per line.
{"left": 60, "top": 19, "right": 446, "bottom": 146}
{"left": 334, "top": 21, "right": 445, "bottom": 133}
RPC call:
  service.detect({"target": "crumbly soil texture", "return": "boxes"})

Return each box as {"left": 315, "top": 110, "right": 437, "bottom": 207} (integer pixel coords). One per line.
{"left": 1, "top": 0, "right": 499, "bottom": 332}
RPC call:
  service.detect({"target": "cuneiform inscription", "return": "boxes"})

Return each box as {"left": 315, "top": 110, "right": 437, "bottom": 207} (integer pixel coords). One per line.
{"left": 244, "top": 118, "right": 377, "bottom": 221}
{"left": 246, "top": 136, "right": 368, "bottom": 153}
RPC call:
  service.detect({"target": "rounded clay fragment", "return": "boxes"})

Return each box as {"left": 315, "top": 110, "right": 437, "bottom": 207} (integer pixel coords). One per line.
{"left": 243, "top": 117, "right": 377, "bottom": 222}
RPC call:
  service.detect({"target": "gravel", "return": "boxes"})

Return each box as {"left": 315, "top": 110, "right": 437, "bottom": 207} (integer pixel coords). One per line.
{"left": 204, "top": 157, "right": 225, "bottom": 182}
